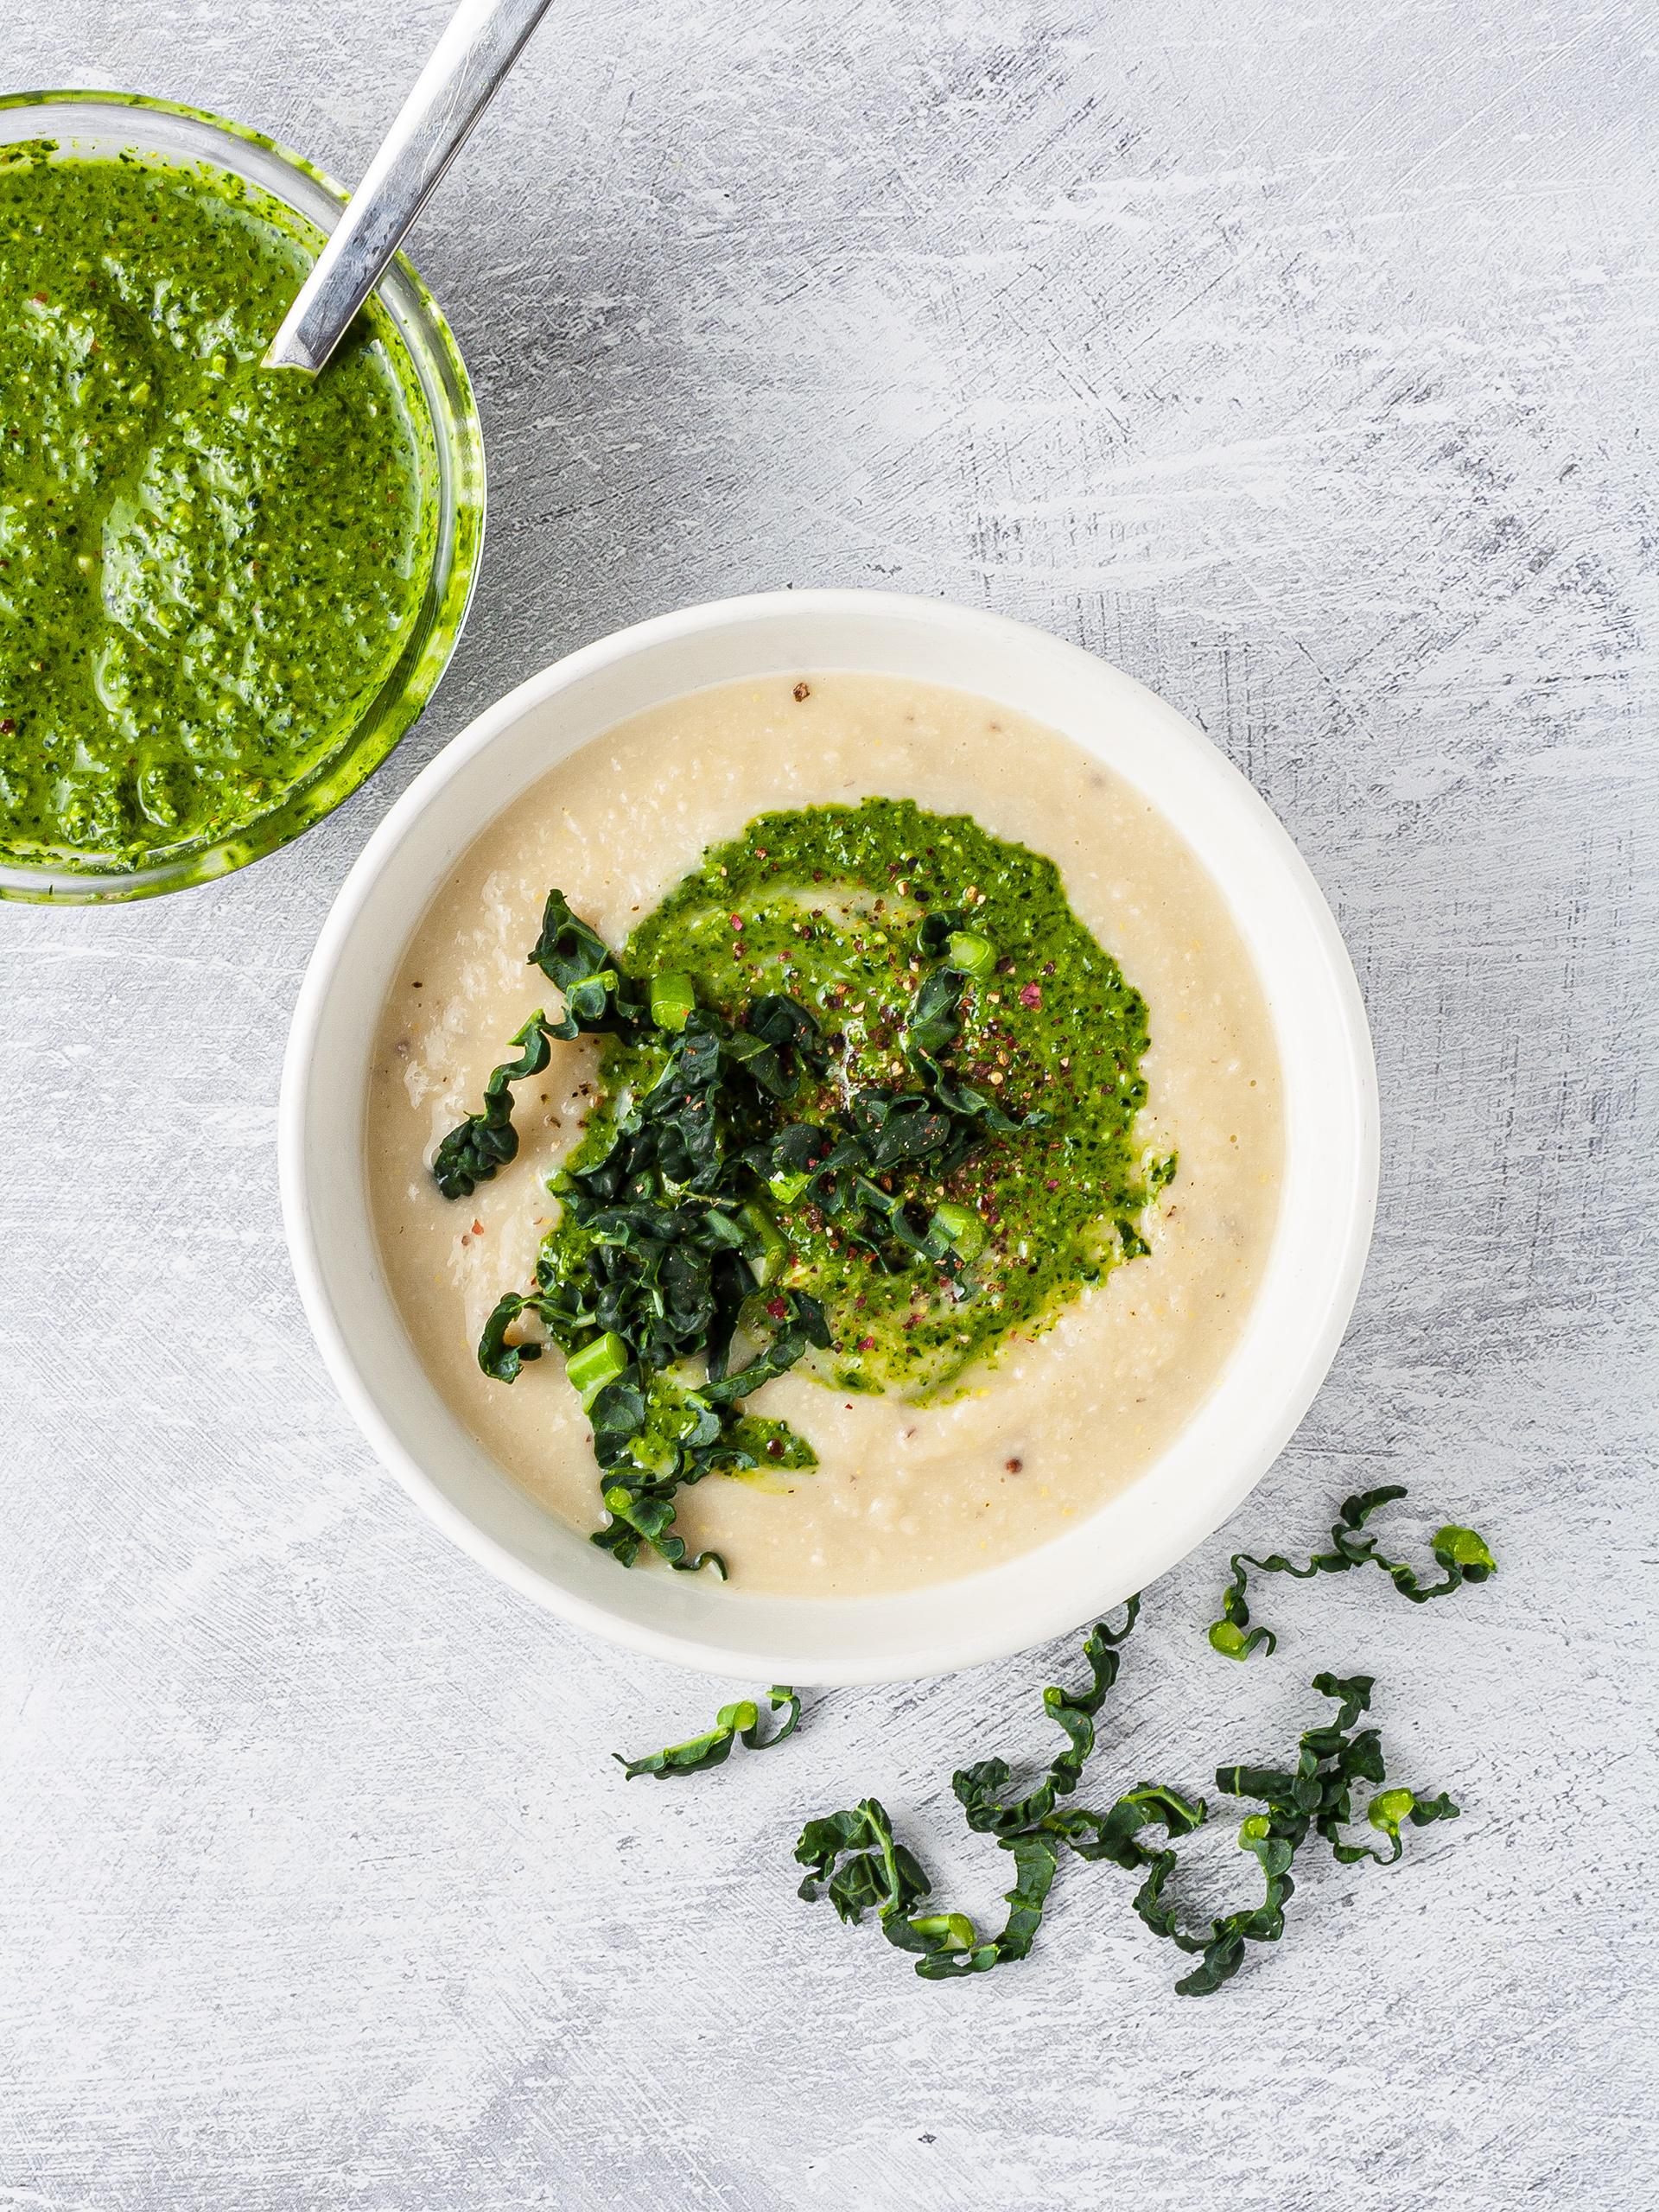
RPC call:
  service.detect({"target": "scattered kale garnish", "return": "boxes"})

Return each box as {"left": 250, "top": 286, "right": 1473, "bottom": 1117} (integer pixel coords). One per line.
{"left": 1208, "top": 1484, "right": 1497, "bottom": 1658}
{"left": 791, "top": 1636, "right": 1466, "bottom": 1994}
{"left": 741, "top": 931, "right": 1048, "bottom": 1278}
{"left": 615, "top": 1685, "right": 801, "bottom": 1778}
{"left": 433, "top": 886, "right": 1061, "bottom": 1576}
{"left": 430, "top": 1012, "right": 556, "bottom": 1199}
{"left": 429, "top": 891, "right": 655, "bottom": 1200}
{"left": 798, "top": 1600, "right": 1205, "bottom": 1977}
{"left": 1134, "top": 1671, "right": 1460, "bottom": 1993}
{"left": 529, "top": 888, "right": 652, "bottom": 1039}
{"left": 608, "top": 1477, "right": 1488, "bottom": 1987}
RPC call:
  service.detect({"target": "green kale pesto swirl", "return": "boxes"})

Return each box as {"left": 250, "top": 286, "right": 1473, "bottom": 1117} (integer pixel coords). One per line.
{"left": 433, "top": 797, "right": 1176, "bottom": 1580}
{"left": 621, "top": 798, "right": 1173, "bottom": 1395}
{"left": 0, "top": 144, "right": 433, "bottom": 868}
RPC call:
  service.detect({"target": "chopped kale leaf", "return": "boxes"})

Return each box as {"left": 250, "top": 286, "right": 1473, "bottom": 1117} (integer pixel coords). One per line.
{"left": 797, "top": 1599, "right": 1204, "bottom": 1978}
{"left": 1135, "top": 1671, "right": 1461, "bottom": 1994}
{"left": 429, "top": 1011, "right": 555, "bottom": 1200}
{"left": 615, "top": 1685, "right": 801, "bottom": 1778}
{"left": 1208, "top": 1484, "right": 1497, "bottom": 1659}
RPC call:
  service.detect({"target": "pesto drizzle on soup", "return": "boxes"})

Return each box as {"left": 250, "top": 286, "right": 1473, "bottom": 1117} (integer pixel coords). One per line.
{"left": 432, "top": 796, "right": 1175, "bottom": 1579}
{"left": 623, "top": 798, "right": 1173, "bottom": 1394}
{"left": 0, "top": 145, "right": 432, "bottom": 868}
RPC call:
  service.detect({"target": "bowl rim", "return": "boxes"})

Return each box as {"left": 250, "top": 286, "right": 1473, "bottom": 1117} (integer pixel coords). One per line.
{"left": 0, "top": 87, "right": 486, "bottom": 904}
{"left": 280, "top": 588, "right": 1380, "bottom": 1684}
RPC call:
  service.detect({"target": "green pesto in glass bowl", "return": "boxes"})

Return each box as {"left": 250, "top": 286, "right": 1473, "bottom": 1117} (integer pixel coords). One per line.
{"left": 0, "top": 90, "right": 485, "bottom": 903}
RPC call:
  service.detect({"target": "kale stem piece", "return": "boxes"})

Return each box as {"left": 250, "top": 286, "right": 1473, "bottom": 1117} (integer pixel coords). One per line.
{"left": 1207, "top": 1484, "right": 1497, "bottom": 1659}
{"left": 945, "top": 930, "right": 996, "bottom": 978}
{"left": 614, "top": 1686, "right": 800, "bottom": 1778}
{"left": 649, "top": 971, "right": 696, "bottom": 1033}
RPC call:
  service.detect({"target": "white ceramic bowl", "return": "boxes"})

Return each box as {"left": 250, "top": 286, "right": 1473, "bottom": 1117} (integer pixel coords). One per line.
{"left": 280, "top": 591, "right": 1377, "bottom": 1684}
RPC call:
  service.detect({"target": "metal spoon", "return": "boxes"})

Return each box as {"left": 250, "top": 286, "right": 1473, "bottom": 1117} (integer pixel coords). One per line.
{"left": 265, "top": 0, "right": 554, "bottom": 373}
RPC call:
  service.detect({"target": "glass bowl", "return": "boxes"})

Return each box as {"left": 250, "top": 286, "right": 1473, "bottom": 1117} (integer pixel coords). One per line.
{"left": 0, "top": 89, "right": 486, "bottom": 904}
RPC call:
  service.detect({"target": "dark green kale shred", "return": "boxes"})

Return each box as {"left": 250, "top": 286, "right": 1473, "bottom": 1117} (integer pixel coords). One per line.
{"left": 529, "top": 888, "right": 652, "bottom": 1038}
{"left": 792, "top": 1635, "right": 1464, "bottom": 1995}
{"left": 1134, "top": 1671, "right": 1460, "bottom": 1994}
{"left": 615, "top": 1686, "right": 801, "bottom": 1778}
{"left": 430, "top": 887, "right": 1056, "bottom": 1576}
{"left": 797, "top": 1599, "right": 1205, "bottom": 1976}
{"left": 1207, "top": 1484, "right": 1498, "bottom": 1658}
{"left": 430, "top": 1012, "right": 555, "bottom": 1200}
{"left": 428, "top": 888, "right": 649, "bottom": 1199}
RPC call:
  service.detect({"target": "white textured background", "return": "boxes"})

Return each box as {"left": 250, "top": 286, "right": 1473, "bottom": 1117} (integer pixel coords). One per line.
{"left": 3, "top": 3, "right": 1656, "bottom": 2205}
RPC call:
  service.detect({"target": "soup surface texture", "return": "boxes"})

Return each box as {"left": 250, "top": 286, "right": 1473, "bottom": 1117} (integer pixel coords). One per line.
{"left": 0, "top": 147, "right": 432, "bottom": 869}
{"left": 367, "top": 673, "right": 1282, "bottom": 1596}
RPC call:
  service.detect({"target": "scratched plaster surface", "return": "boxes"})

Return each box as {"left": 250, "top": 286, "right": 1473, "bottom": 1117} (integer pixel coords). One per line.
{"left": 2, "top": 2, "right": 1655, "bottom": 2205}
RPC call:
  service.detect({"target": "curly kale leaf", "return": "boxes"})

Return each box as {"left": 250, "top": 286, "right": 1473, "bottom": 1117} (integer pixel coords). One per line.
{"left": 908, "top": 1833, "right": 1059, "bottom": 1975}
{"left": 476, "top": 1288, "right": 544, "bottom": 1383}
{"left": 727, "top": 992, "right": 832, "bottom": 1094}
{"left": 429, "top": 1012, "right": 555, "bottom": 1200}
{"left": 429, "top": 893, "right": 652, "bottom": 1199}
{"left": 480, "top": 1285, "right": 829, "bottom": 1572}
{"left": 911, "top": 1779, "right": 1208, "bottom": 1982}
{"left": 545, "top": 1186, "right": 755, "bottom": 1379}
{"left": 747, "top": 1116, "right": 979, "bottom": 1276}
{"left": 582, "top": 1291, "right": 832, "bottom": 1576}
{"left": 791, "top": 1796, "right": 997, "bottom": 1969}
{"left": 430, "top": 891, "right": 658, "bottom": 1198}
{"left": 951, "top": 1598, "right": 1142, "bottom": 1840}
{"left": 1211, "top": 1670, "right": 1386, "bottom": 1859}
{"left": 1135, "top": 1815, "right": 1295, "bottom": 1996}
{"left": 1219, "top": 1669, "right": 1459, "bottom": 1872}
{"left": 902, "top": 963, "right": 1050, "bottom": 1141}
{"left": 795, "top": 1799, "right": 958, "bottom": 1943}
{"left": 529, "top": 888, "right": 650, "bottom": 1038}
{"left": 699, "top": 1291, "right": 833, "bottom": 1406}
{"left": 1050, "top": 1782, "right": 1210, "bottom": 1869}
{"left": 799, "top": 1601, "right": 1209, "bottom": 1980}
{"left": 615, "top": 1685, "right": 800, "bottom": 1779}
{"left": 1136, "top": 1671, "right": 1462, "bottom": 1994}
{"left": 1207, "top": 1484, "right": 1497, "bottom": 1659}
{"left": 454, "top": 888, "right": 1063, "bottom": 1578}
{"left": 903, "top": 1599, "right": 1146, "bottom": 1978}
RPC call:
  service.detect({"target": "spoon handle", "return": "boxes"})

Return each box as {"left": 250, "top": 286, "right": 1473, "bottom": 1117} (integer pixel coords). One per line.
{"left": 265, "top": 0, "right": 553, "bottom": 372}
